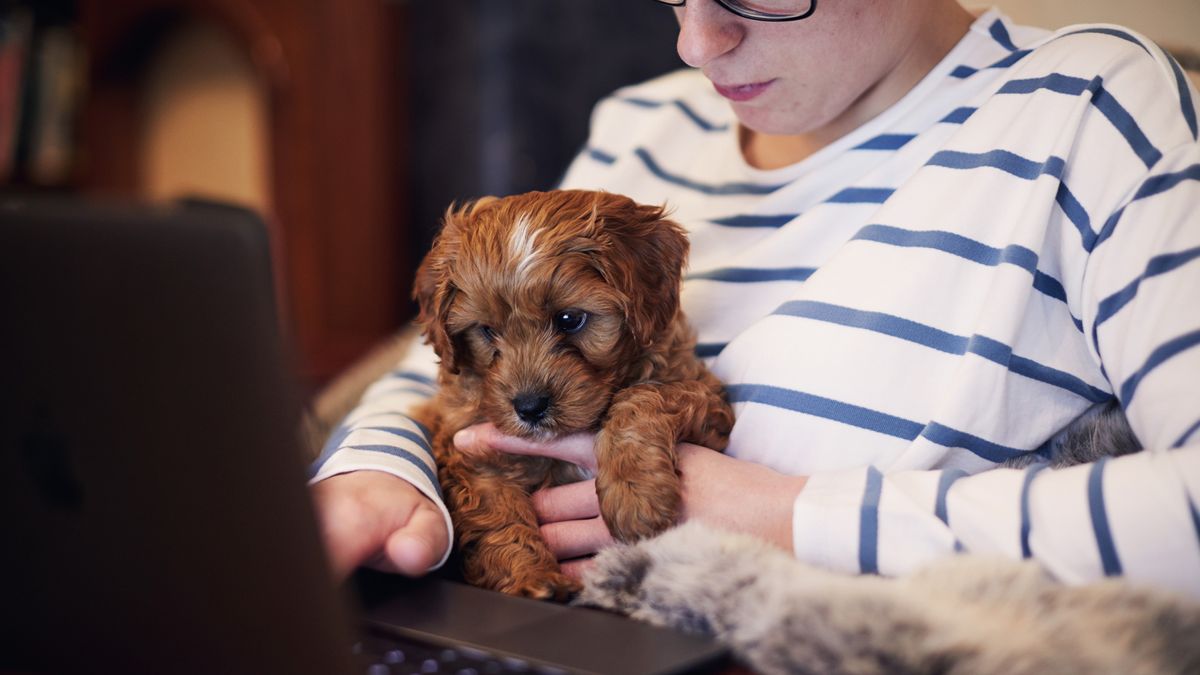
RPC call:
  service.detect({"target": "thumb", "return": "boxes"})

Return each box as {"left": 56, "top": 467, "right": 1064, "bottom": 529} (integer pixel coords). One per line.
{"left": 454, "top": 423, "right": 598, "bottom": 470}
{"left": 378, "top": 504, "right": 451, "bottom": 576}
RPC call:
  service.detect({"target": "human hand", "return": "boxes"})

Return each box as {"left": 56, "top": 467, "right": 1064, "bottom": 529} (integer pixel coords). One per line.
{"left": 310, "top": 470, "right": 450, "bottom": 581}
{"left": 453, "top": 424, "right": 609, "bottom": 579}
{"left": 453, "top": 424, "right": 807, "bottom": 579}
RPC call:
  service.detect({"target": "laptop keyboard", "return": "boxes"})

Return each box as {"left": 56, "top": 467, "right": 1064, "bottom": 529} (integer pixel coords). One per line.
{"left": 354, "top": 629, "right": 569, "bottom": 675}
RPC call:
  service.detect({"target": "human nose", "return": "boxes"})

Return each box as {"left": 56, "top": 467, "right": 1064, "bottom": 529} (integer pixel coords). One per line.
{"left": 674, "top": 2, "right": 744, "bottom": 69}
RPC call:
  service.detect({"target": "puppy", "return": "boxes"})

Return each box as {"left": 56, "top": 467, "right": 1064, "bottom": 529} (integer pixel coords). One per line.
{"left": 412, "top": 190, "right": 734, "bottom": 600}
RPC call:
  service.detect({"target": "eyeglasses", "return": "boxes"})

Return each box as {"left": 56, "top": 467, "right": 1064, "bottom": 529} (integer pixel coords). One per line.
{"left": 653, "top": 0, "right": 817, "bottom": 22}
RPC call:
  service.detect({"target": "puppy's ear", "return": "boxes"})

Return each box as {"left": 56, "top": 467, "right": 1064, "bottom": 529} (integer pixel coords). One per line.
{"left": 584, "top": 194, "right": 689, "bottom": 349}
{"left": 414, "top": 199, "right": 487, "bottom": 374}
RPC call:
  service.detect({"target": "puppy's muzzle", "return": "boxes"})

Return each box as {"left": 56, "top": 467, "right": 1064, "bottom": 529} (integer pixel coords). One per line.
{"left": 512, "top": 391, "right": 552, "bottom": 425}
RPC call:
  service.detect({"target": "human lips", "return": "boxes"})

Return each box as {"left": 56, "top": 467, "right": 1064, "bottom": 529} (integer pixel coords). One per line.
{"left": 711, "top": 79, "right": 775, "bottom": 102}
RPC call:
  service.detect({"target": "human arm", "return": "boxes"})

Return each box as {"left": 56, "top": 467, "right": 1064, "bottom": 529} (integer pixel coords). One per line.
{"left": 453, "top": 424, "right": 805, "bottom": 578}
{"left": 307, "top": 337, "right": 454, "bottom": 579}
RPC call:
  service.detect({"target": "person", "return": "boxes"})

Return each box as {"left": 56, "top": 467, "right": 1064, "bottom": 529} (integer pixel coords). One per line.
{"left": 309, "top": 0, "right": 1200, "bottom": 596}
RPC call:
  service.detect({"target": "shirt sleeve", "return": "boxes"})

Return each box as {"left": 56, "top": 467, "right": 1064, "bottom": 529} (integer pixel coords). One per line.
{"left": 792, "top": 140, "right": 1200, "bottom": 599}
{"left": 307, "top": 334, "right": 454, "bottom": 570}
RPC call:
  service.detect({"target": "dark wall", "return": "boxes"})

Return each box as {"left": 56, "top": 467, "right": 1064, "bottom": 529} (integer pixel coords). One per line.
{"left": 404, "top": 1, "right": 684, "bottom": 273}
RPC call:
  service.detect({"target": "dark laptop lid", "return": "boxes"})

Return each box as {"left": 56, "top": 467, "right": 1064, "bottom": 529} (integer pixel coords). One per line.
{"left": 0, "top": 196, "right": 729, "bottom": 675}
{"left": 0, "top": 197, "right": 358, "bottom": 675}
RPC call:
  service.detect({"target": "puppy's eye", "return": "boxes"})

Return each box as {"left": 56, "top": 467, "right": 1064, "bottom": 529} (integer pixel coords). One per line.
{"left": 478, "top": 325, "right": 498, "bottom": 343}
{"left": 554, "top": 309, "right": 588, "bottom": 334}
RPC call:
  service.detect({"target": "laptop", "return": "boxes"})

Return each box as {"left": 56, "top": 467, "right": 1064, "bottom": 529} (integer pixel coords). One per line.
{"left": 0, "top": 197, "right": 729, "bottom": 675}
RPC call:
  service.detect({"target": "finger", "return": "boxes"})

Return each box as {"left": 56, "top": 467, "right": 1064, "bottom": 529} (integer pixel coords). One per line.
{"left": 560, "top": 557, "right": 595, "bottom": 581}
{"left": 454, "top": 423, "right": 598, "bottom": 470}
{"left": 311, "top": 486, "right": 377, "bottom": 581}
{"left": 379, "top": 504, "right": 449, "bottom": 575}
{"left": 540, "top": 517, "right": 614, "bottom": 561}
{"left": 532, "top": 480, "right": 600, "bottom": 523}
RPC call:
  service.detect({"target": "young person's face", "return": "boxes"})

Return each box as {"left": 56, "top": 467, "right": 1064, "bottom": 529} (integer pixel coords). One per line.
{"left": 673, "top": 0, "right": 930, "bottom": 136}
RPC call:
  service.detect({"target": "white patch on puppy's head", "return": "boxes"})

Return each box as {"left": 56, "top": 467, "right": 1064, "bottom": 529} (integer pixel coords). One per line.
{"left": 509, "top": 212, "right": 542, "bottom": 278}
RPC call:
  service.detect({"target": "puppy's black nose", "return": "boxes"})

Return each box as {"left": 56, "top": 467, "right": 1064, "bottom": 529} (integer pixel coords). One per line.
{"left": 512, "top": 392, "right": 551, "bottom": 424}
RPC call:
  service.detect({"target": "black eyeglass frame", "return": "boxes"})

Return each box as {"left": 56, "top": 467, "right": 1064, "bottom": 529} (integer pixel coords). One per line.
{"left": 654, "top": 0, "right": 818, "bottom": 23}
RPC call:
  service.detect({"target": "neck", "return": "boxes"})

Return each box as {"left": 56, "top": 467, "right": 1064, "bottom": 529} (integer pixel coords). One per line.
{"left": 742, "top": 2, "right": 976, "bottom": 170}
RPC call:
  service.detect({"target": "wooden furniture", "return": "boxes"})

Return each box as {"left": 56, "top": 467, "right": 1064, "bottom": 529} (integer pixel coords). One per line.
{"left": 78, "top": 0, "right": 410, "bottom": 388}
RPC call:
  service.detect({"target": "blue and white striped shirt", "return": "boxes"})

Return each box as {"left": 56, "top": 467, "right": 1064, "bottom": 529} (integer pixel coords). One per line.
{"left": 313, "top": 10, "right": 1200, "bottom": 596}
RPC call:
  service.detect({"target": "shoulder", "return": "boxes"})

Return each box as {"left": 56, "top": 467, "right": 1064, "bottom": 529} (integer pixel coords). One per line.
{"left": 1007, "top": 22, "right": 1198, "bottom": 145}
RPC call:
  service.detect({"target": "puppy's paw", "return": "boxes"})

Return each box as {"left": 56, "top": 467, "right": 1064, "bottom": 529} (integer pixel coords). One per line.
{"left": 595, "top": 440, "right": 682, "bottom": 542}
{"left": 499, "top": 570, "right": 582, "bottom": 602}
{"left": 597, "top": 468, "right": 681, "bottom": 542}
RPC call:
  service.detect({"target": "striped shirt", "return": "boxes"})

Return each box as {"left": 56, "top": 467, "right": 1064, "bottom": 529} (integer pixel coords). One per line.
{"left": 312, "top": 10, "right": 1200, "bottom": 596}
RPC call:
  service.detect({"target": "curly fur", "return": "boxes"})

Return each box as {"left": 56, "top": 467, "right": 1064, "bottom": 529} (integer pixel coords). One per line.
{"left": 412, "top": 190, "right": 734, "bottom": 600}
{"left": 578, "top": 522, "right": 1200, "bottom": 675}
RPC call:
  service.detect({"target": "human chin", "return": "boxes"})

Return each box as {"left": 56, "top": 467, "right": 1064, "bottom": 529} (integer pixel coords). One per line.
{"left": 730, "top": 103, "right": 816, "bottom": 137}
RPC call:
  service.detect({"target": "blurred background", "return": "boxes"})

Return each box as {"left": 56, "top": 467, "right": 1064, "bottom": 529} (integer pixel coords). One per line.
{"left": 0, "top": 0, "right": 1196, "bottom": 390}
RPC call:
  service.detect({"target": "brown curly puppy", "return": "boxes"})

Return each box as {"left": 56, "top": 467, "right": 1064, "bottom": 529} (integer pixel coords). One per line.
{"left": 412, "top": 189, "right": 733, "bottom": 600}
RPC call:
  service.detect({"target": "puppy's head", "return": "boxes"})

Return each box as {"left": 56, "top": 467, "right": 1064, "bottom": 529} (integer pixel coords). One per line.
{"left": 414, "top": 190, "right": 688, "bottom": 439}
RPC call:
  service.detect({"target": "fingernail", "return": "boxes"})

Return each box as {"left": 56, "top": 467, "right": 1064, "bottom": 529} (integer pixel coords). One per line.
{"left": 453, "top": 428, "right": 474, "bottom": 449}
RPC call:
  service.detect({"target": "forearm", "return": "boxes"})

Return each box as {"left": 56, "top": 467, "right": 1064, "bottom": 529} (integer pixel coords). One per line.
{"left": 678, "top": 444, "right": 807, "bottom": 552}
{"left": 790, "top": 446, "right": 1200, "bottom": 597}
{"left": 308, "top": 337, "right": 454, "bottom": 568}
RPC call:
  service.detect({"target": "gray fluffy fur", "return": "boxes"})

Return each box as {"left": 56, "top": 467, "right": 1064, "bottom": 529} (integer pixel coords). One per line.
{"left": 578, "top": 523, "right": 1200, "bottom": 675}
{"left": 1003, "top": 400, "right": 1141, "bottom": 469}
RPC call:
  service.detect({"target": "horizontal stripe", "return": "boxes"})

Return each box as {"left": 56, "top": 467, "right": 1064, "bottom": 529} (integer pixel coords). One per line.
{"left": 375, "top": 386, "right": 435, "bottom": 399}
{"left": 1119, "top": 328, "right": 1200, "bottom": 405}
{"left": 1094, "top": 246, "right": 1200, "bottom": 334}
{"left": 686, "top": 266, "right": 815, "bottom": 283}
{"left": 1088, "top": 457, "right": 1123, "bottom": 576}
{"left": 1092, "top": 84, "right": 1162, "bottom": 169}
{"left": 615, "top": 96, "right": 662, "bottom": 109}
{"left": 940, "top": 107, "right": 976, "bottom": 124}
{"left": 998, "top": 73, "right": 1091, "bottom": 97}
{"left": 998, "top": 72, "right": 1162, "bottom": 170}
{"left": 584, "top": 147, "right": 616, "bottom": 165}
{"left": 853, "top": 134, "right": 914, "bottom": 151}
{"left": 1159, "top": 44, "right": 1198, "bottom": 139}
{"left": 935, "top": 468, "right": 968, "bottom": 525}
{"left": 709, "top": 213, "right": 798, "bottom": 229}
{"left": 1059, "top": 27, "right": 1151, "bottom": 55}
{"left": 635, "top": 148, "right": 784, "bottom": 195}
{"left": 928, "top": 149, "right": 1065, "bottom": 180}
{"left": 1133, "top": 163, "right": 1200, "bottom": 201}
{"left": 308, "top": 423, "right": 438, "bottom": 494}
{"left": 333, "top": 444, "right": 441, "bottom": 497}
{"left": 614, "top": 96, "right": 728, "bottom": 132}
{"left": 363, "top": 426, "right": 435, "bottom": 455}
{"left": 673, "top": 100, "right": 728, "bottom": 132}
{"left": 852, "top": 224, "right": 1077, "bottom": 321}
{"left": 728, "top": 383, "right": 1031, "bottom": 463}
{"left": 860, "top": 467, "right": 884, "bottom": 574}
{"left": 1190, "top": 497, "right": 1200, "bottom": 550}
{"left": 388, "top": 370, "right": 436, "bottom": 387}
{"left": 1020, "top": 462, "right": 1050, "bottom": 558}
{"left": 1054, "top": 182, "right": 1096, "bottom": 251}
{"left": 695, "top": 342, "right": 726, "bottom": 358}
{"left": 825, "top": 187, "right": 894, "bottom": 204}
{"left": 725, "top": 383, "right": 924, "bottom": 440}
{"left": 774, "top": 300, "right": 1109, "bottom": 402}
{"left": 313, "top": 424, "right": 354, "bottom": 471}
{"left": 1095, "top": 164, "right": 1200, "bottom": 251}
{"left": 989, "top": 18, "right": 1018, "bottom": 52}
{"left": 949, "top": 49, "right": 1030, "bottom": 79}
{"left": 1032, "top": 271, "right": 1068, "bottom": 303}
{"left": 927, "top": 150, "right": 1096, "bottom": 248}
{"left": 920, "top": 424, "right": 1027, "bottom": 463}
{"left": 853, "top": 224, "right": 1038, "bottom": 273}
{"left": 1174, "top": 417, "right": 1200, "bottom": 448}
